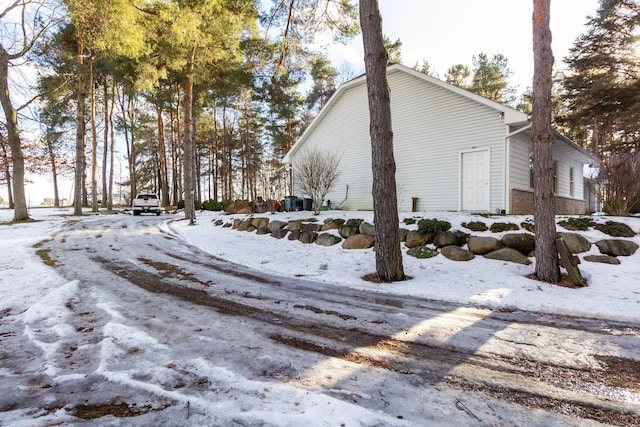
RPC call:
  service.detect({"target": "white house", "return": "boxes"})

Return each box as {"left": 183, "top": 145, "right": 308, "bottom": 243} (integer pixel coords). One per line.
{"left": 284, "top": 64, "right": 598, "bottom": 214}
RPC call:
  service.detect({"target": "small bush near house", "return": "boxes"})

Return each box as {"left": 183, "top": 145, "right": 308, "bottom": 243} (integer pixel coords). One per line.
{"left": 594, "top": 221, "right": 635, "bottom": 237}
{"left": 558, "top": 217, "right": 596, "bottom": 231}
{"left": 417, "top": 218, "right": 451, "bottom": 239}
{"left": 521, "top": 221, "right": 535, "bottom": 233}
{"left": 462, "top": 221, "right": 488, "bottom": 232}
{"left": 490, "top": 222, "right": 519, "bottom": 233}
{"left": 202, "top": 200, "right": 224, "bottom": 211}
{"left": 177, "top": 199, "right": 203, "bottom": 210}
{"left": 403, "top": 218, "right": 417, "bottom": 225}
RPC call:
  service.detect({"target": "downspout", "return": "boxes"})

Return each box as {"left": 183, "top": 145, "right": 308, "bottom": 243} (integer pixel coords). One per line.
{"left": 504, "top": 122, "right": 532, "bottom": 214}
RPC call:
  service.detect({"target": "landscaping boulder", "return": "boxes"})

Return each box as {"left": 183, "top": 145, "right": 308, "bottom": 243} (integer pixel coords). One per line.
{"left": 256, "top": 226, "right": 270, "bottom": 235}
{"left": 467, "top": 236, "right": 502, "bottom": 255}
{"left": 595, "top": 239, "right": 639, "bottom": 257}
{"left": 407, "top": 246, "right": 438, "bottom": 259}
{"left": 252, "top": 217, "right": 269, "bottom": 229}
{"left": 315, "top": 233, "right": 342, "bottom": 246}
{"left": 288, "top": 230, "right": 301, "bottom": 241}
{"left": 484, "top": 247, "right": 532, "bottom": 265}
{"left": 214, "top": 219, "right": 224, "bottom": 226}
{"left": 232, "top": 218, "right": 242, "bottom": 229}
{"left": 299, "top": 231, "right": 318, "bottom": 244}
{"left": 238, "top": 219, "right": 255, "bottom": 232}
{"left": 339, "top": 225, "right": 360, "bottom": 239}
{"left": 557, "top": 232, "right": 591, "bottom": 254}
{"left": 359, "top": 222, "right": 376, "bottom": 236}
{"left": 434, "top": 230, "right": 467, "bottom": 247}
{"left": 267, "top": 220, "right": 287, "bottom": 233}
{"left": 584, "top": 255, "right": 620, "bottom": 265}
{"left": 321, "top": 219, "right": 345, "bottom": 231}
{"left": 405, "top": 231, "right": 428, "bottom": 248}
{"left": 270, "top": 229, "right": 289, "bottom": 239}
{"left": 398, "top": 228, "right": 410, "bottom": 242}
{"left": 342, "top": 234, "right": 375, "bottom": 249}
{"left": 303, "top": 223, "right": 322, "bottom": 233}
{"left": 501, "top": 233, "right": 535, "bottom": 255}
{"left": 441, "top": 245, "right": 475, "bottom": 261}
{"left": 287, "top": 220, "right": 305, "bottom": 232}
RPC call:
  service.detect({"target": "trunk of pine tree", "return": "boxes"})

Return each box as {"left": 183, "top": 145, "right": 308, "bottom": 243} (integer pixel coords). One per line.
{"left": 45, "top": 137, "right": 60, "bottom": 208}
{"left": 157, "top": 105, "right": 170, "bottom": 207}
{"left": 90, "top": 60, "right": 98, "bottom": 212}
{"left": 183, "top": 47, "right": 196, "bottom": 223}
{"left": 1, "top": 138, "right": 14, "bottom": 208}
{"left": 102, "top": 82, "right": 109, "bottom": 209}
{"left": 532, "top": 0, "right": 560, "bottom": 282}
{"left": 108, "top": 82, "right": 116, "bottom": 210}
{"left": 74, "top": 36, "right": 86, "bottom": 216}
{"left": 359, "top": 0, "right": 405, "bottom": 282}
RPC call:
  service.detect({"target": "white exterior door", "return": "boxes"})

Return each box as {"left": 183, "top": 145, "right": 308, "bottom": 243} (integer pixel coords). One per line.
{"left": 461, "top": 150, "right": 490, "bottom": 211}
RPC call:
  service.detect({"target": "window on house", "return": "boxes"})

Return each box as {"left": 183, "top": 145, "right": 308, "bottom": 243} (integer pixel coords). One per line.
{"left": 553, "top": 161, "right": 558, "bottom": 194}
{"left": 569, "top": 167, "right": 575, "bottom": 196}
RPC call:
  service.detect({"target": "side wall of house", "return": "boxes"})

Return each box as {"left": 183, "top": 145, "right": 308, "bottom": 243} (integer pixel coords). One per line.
{"left": 291, "top": 70, "right": 508, "bottom": 212}
{"left": 508, "top": 133, "right": 588, "bottom": 214}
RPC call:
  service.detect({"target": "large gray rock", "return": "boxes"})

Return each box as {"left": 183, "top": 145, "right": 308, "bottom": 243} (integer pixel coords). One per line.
{"left": 238, "top": 219, "right": 255, "bottom": 232}
{"left": 303, "top": 223, "right": 322, "bottom": 233}
{"left": 256, "top": 226, "right": 270, "bottom": 235}
{"left": 315, "top": 233, "right": 342, "bottom": 246}
{"left": 321, "top": 219, "right": 345, "bottom": 231}
{"left": 267, "top": 220, "right": 287, "bottom": 233}
{"left": 405, "top": 231, "right": 429, "bottom": 248}
{"left": 252, "top": 217, "right": 269, "bottom": 229}
{"left": 342, "top": 234, "right": 375, "bottom": 249}
{"left": 232, "top": 218, "right": 242, "bottom": 229}
{"left": 288, "top": 230, "right": 301, "bottom": 241}
{"left": 557, "top": 232, "right": 591, "bottom": 253}
{"left": 299, "top": 231, "right": 318, "bottom": 244}
{"left": 441, "top": 245, "right": 475, "bottom": 261}
{"left": 434, "top": 230, "right": 467, "bottom": 248}
{"left": 398, "top": 228, "right": 410, "bottom": 242}
{"left": 270, "top": 228, "right": 289, "bottom": 239}
{"left": 359, "top": 222, "right": 376, "bottom": 236}
{"left": 484, "top": 248, "right": 532, "bottom": 265}
{"left": 287, "top": 220, "right": 305, "bottom": 232}
{"left": 584, "top": 254, "right": 621, "bottom": 265}
{"left": 339, "top": 226, "right": 360, "bottom": 239}
{"left": 501, "top": 233, "right": 535, "bottom": 255}
{"left": 407, "top": 246, "right": 438, "bottom": 259}
{"left": 595, "top": 239, "right": 639, "bottom": 257}
{"left": 467, "top": 236, "right": 502, "bottom": 255}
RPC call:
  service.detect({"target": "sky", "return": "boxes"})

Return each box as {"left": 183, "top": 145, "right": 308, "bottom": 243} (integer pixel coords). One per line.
{"left": 329, "top": 0, "right": 601, "bottom": 93}
{"left": 0, "top": 207, "right": 638, "bottom": 425}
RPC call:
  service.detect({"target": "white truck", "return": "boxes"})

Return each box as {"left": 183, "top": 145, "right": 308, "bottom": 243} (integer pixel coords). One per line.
{"left": 132, "top": 193, "right": 162, "bottom": 216}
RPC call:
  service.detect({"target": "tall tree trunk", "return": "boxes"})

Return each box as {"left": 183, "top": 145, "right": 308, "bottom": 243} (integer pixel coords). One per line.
{"left": 45, "top": 137, "right": 60, "bottom": 208}
{"left": 108, "top": 81, "right": 116, "bottom": 210}
{"left": 183, "top": 47, "right": 196, "bottom": 223}
{"left": 0, "top": 137, "right": 14, "bottom": 209}
{"left": 102, "top": 82, "right": 109, "bottom": 209}
{"left": 90, "top": 60, "right": 98, "bottom": 212}
{"left": 128, "top": 95, "right": 137, "bottom": 201}
{"left": 156, "top": 105, "right": 170, "bottom": 207}
{"left": 73, "top": 36, "right": 86, "bottom": 216}
{"left": 532, "top": 0, "right": 560, "bottom": 282}
{"left": 359, "top": 0, "right": 405, "bottom": 282}
{"left": 0, "top": 51, "right": 27, "bottom": 220}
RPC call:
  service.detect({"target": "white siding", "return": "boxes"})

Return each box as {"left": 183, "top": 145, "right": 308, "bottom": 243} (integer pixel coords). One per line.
{"left": 508, "top": 132, "right": 586, "bottom": 201}
{"left": 292, "top": 69, "right": 508, "bottom": 212}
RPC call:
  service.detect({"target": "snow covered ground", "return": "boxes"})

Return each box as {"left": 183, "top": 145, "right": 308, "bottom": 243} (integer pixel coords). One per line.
{"left": 0, "top": 206, "right": 638, "bottom": 426}
{"left": 174, "top": 208, "right": 640, "bottom": 323}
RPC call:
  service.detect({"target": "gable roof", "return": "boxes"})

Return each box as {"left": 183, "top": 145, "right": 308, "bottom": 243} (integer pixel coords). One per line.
{"left": 284, "top": 63, "right": 598, "bottom": 164}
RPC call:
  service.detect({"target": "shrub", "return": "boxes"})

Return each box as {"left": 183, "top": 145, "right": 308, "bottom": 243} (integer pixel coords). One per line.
{"left": 594, "top": 221, "right": 635, "bottom": 237}
{"left": 558, "top": 217, "right": 595, "bottom": 231}
{"left": 520, "top": 221, "right": 535, "bottom": 233}
{"left": 490, "top": 222, "right": 519, "bottom": 233}
{"left": 462, "top": 221, "right": 488, "bottom": 232}
{"left": 345, "top": 218, "right": 364, "bottom": 228}
{"left": 202, "top": 199, "right": 224, "bottom": 211}
{"left": 417, "top": 218, "right": 451, "bottom": 239}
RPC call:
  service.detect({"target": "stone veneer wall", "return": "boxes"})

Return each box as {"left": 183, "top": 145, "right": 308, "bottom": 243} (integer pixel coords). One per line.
{"left": 510, "top": 189, "right": 587, "bottom": 215}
